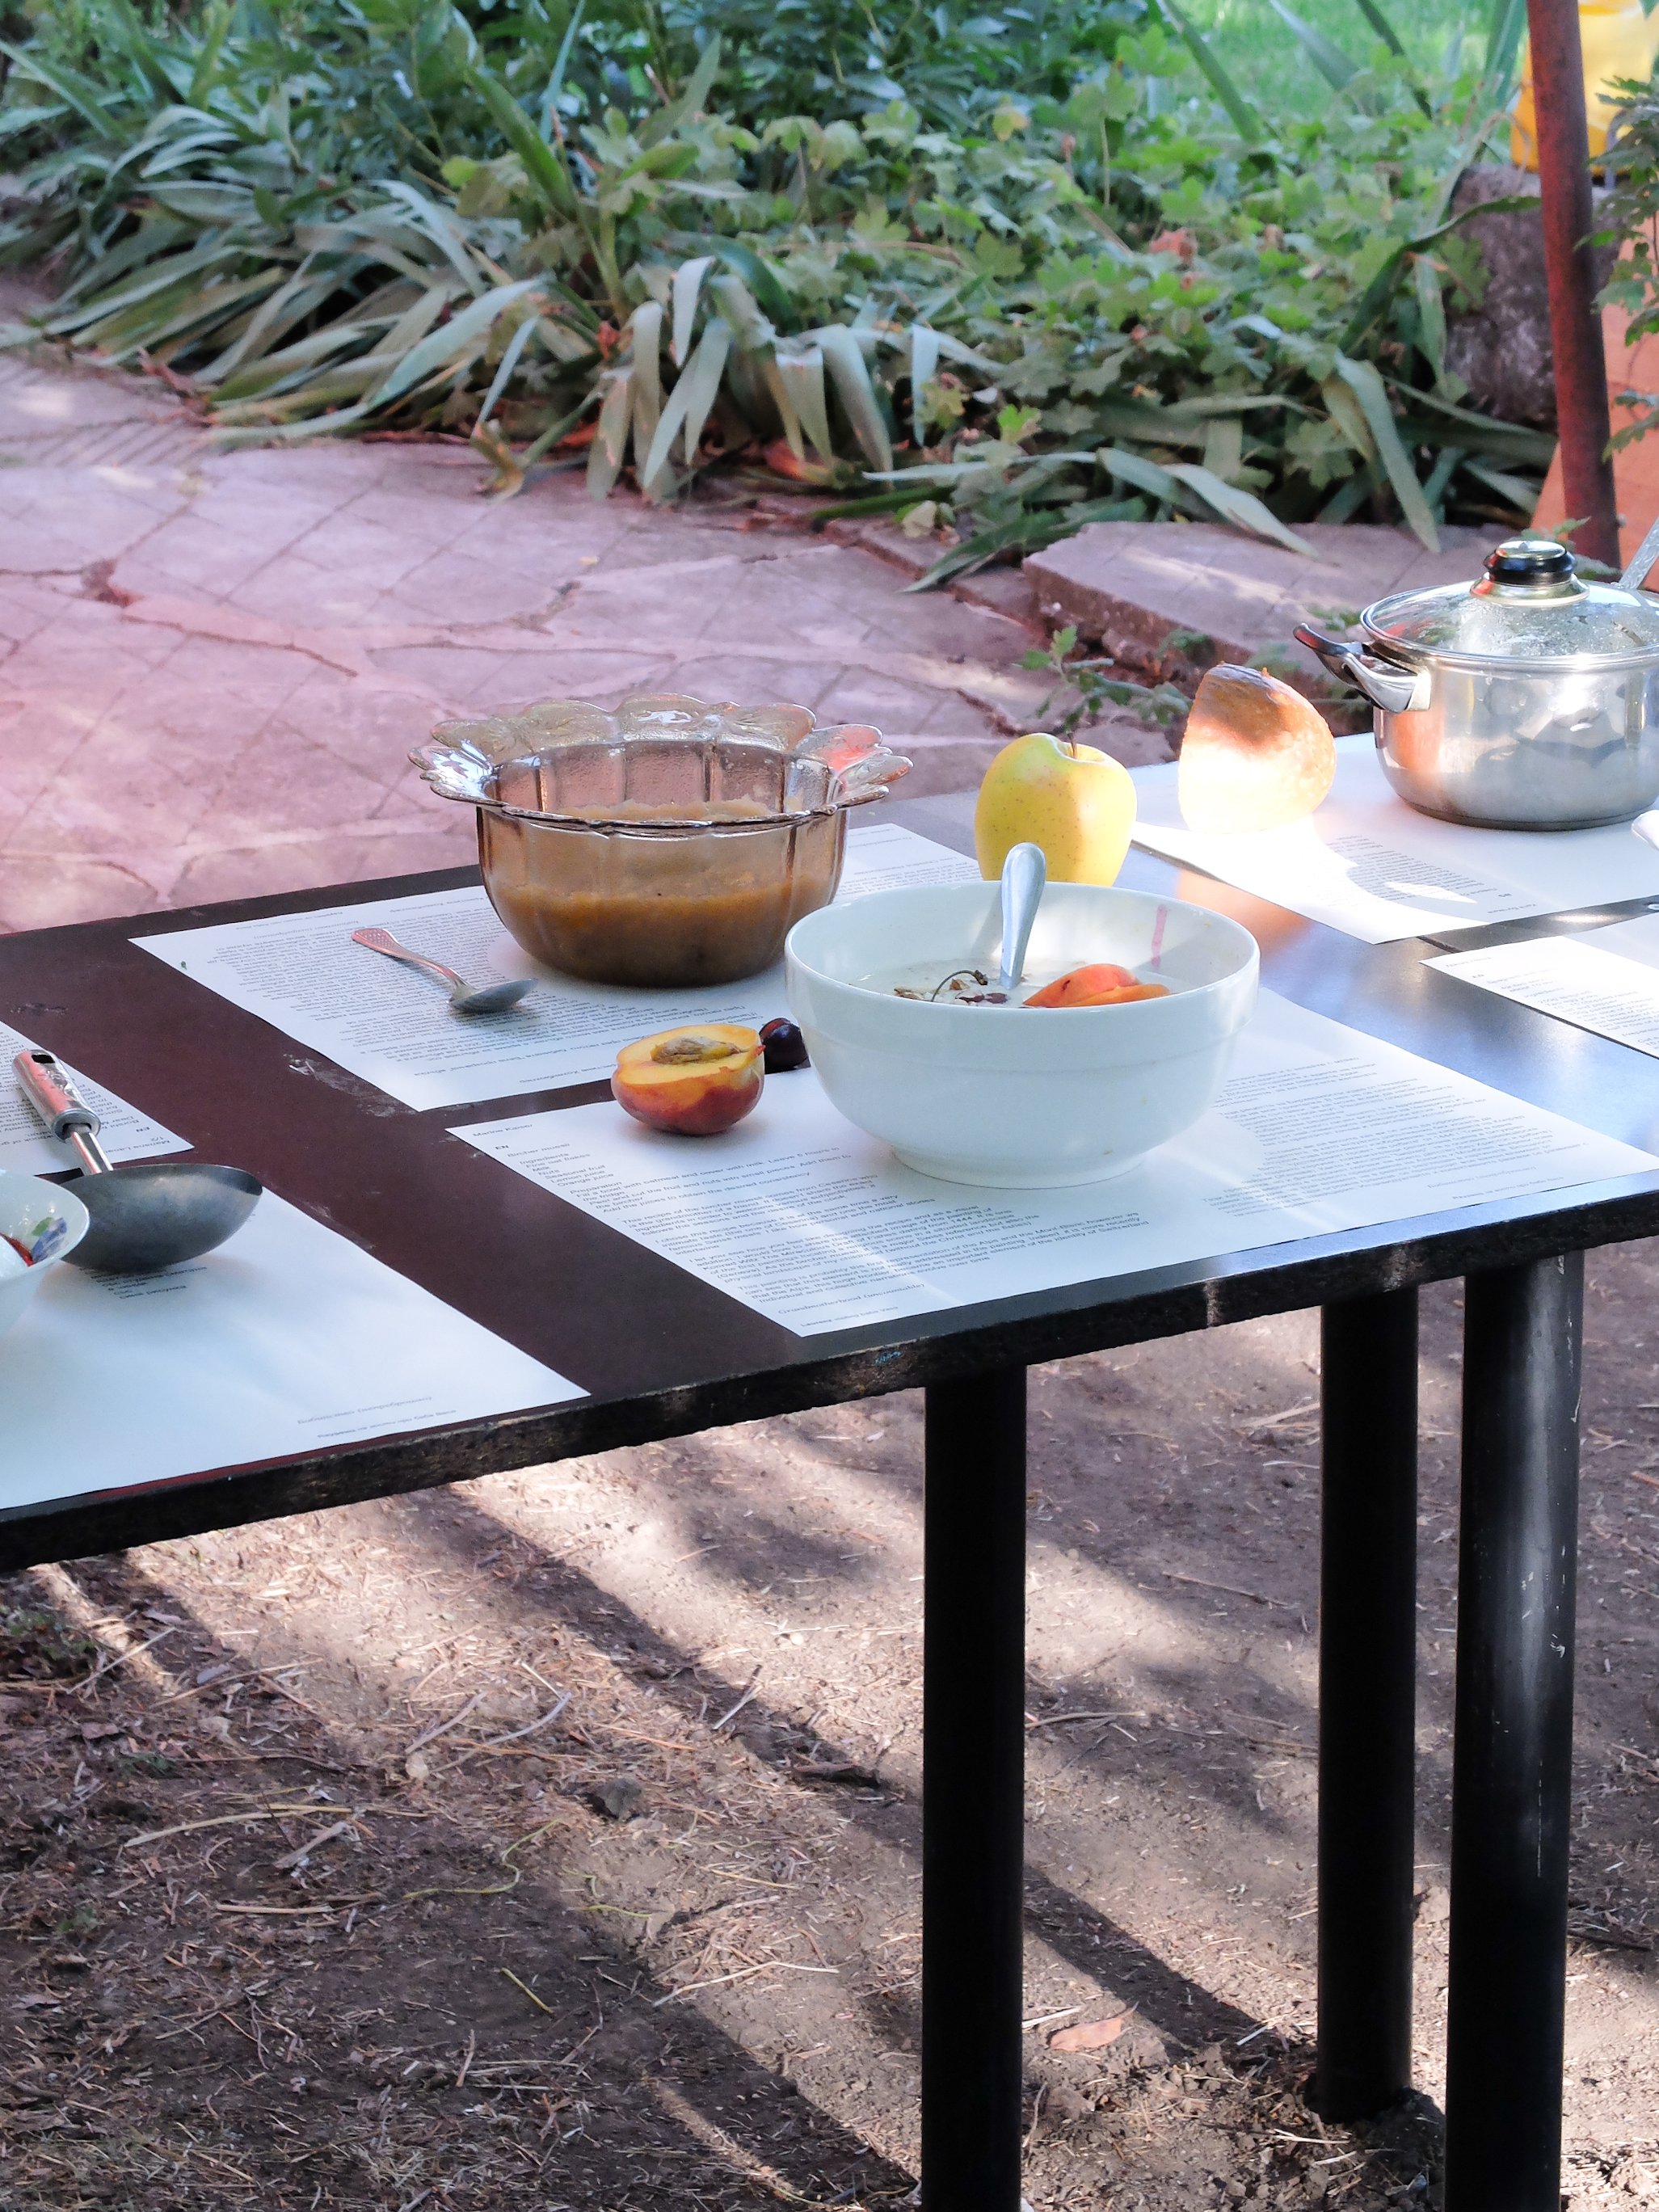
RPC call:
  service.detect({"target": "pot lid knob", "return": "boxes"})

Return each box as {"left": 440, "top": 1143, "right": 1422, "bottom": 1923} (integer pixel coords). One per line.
{"left": 1484, "top": 536, "right": 1575, "bottom": 584}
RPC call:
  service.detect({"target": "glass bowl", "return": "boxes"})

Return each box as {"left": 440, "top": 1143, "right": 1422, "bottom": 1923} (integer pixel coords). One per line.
{"left": 411, "top": 694, "right": 911, "bottom": 988}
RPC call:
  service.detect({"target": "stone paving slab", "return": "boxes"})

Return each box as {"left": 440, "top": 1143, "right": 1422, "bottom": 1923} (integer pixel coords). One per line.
{"left": 7, "top": 346, "right": 1488, "bottom": 937}
{"left": 0, "top": 344, "right": 199, "bottom": 474}
{"left": 1025, "top": 520, "right": 1497, "bottom": 689}
{"left": 0, "top": 356, "right": 1059, "bottom": 933}
{"left": 818, "top": 509, "right": 1046, "bottom": 634}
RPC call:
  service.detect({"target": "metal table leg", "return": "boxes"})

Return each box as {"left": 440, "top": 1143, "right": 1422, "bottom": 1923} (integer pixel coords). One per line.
{"left": 1316, "top": 1288, "right": 1419, "bottom": 2119}
{"left": 922, "top": 1365, "right": 1028, "bottom": 2212}
{"left": 1445, "top": 1253, "right": 1583, "bottom": 2212}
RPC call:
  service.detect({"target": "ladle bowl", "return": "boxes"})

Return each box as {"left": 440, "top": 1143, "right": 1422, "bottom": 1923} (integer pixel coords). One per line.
{"left": 68, "top": 1159, "right": 262, "bottom": 1273}
{"left": 14, "top": 1049, "right": 262, "bottom": 1274}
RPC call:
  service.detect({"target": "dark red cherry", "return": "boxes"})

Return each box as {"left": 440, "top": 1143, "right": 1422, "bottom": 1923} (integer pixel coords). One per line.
{"left": 760, "top": 1018, "right": 810, "bottom": 1072}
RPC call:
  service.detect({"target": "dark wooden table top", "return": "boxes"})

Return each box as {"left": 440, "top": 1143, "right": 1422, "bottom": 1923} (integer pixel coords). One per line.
{"left": 6, "top": 790, "right": 1659, "bottom": 1570}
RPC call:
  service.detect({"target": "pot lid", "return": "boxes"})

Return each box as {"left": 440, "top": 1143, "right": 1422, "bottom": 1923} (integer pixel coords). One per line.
{"left": 1364, "top": 537, "right": 1659, "bottom": 663}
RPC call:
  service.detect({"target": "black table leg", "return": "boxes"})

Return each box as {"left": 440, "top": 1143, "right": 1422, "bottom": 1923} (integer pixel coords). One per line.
{"left": 1316, "top": 1288, "right": 1420, "bottom": 2120}
{"left": 922, "top": 1364, "right": 1028, "bottom": 2212}
{"left": 1445, "top": 1252, "right": 1583, "bottom": 2212}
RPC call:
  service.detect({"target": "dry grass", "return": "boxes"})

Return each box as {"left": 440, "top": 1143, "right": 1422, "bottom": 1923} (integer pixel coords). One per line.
{"left": 3, "top": 1275, "right": 1657, "bottom": 2209}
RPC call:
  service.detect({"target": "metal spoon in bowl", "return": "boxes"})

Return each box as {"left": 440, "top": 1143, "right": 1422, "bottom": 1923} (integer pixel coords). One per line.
{"left": 997, "top": 841, "right": 1047, "bottom": 1000}
{"left": 14, "top": 1049, "right": 262, "bottom": 1275}
{"left": 352, "top": 926, "right": 533, "bottom": 1015}
{"left": 1619, "top": 512, "right": 1659, "bottom": 592}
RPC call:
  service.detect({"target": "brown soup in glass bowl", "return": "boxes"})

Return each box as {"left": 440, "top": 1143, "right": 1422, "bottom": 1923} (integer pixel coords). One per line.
{"left": 410, "top": 695, "right": 911, "bottom": 988}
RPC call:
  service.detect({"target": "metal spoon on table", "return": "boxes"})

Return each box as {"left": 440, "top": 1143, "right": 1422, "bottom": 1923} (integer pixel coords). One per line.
{"left": 14, "top": 1049, "right": 261, "bottom": 1274}
{"left": 997, "top": 841, "right": 1047, "bottom": 1000}
{"left": 352, "top": 926, "right": 533, "bottom": 1015}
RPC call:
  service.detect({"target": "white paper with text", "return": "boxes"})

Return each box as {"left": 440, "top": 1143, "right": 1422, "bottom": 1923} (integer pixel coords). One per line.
{"left": 1428, "top": 910, "right": 1659, "bottom": 1056}
{"left": 453, "top": 992, "right": 1654, "bottom": 1335}
{"left": 0, "top": 1019, "right": 187, "bottom": 1178}
{"left": 1131, "top": 737, "right": 1659, "bottom": 943}
{"left": 132, "top": 823, "right": 979, "bottom": 1111}
{"left": 0, "top": 1194, "right": 583, "bottom": 1509}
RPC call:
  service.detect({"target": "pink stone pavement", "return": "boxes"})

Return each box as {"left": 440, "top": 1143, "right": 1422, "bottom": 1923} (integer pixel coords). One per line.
{"left": 0, "top": 351, "right": 1058, "bottom": 934}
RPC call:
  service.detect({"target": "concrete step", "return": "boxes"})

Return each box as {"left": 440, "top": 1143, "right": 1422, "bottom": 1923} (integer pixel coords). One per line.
{"left": 821, "top": 512, "right": 1045, "bottom": 633}
{"left": 1024, "top": 520, "right": 1496, "bottom": 695}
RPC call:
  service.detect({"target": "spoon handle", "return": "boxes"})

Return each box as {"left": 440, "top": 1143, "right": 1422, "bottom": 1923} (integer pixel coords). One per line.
{"left": 352, "top": 926, "right": 465, "bottom": 992}
{"left": 13, "top": 1048, "right": 113, "bottom": 1175}
{"left": 998, "top": 841, "right": 1047, "bottom": 997}
{"left": 1622, "top": 512, "right": 1659, "bottom": 592}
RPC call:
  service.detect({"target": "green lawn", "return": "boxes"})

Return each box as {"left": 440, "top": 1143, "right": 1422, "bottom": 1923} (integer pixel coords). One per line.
{"left": 1182, "top": 0, "right": 1494, "bottom": 116}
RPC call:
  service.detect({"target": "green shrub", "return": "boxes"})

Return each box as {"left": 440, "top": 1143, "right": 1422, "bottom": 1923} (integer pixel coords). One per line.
{"left": 0, "top": 0, "right": 1550, "bottom": 574}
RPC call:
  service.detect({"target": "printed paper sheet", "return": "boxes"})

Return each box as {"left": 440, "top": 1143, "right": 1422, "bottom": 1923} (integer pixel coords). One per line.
{"left": 1131, "top": 737, "right": 1659, "bottom": 943}
{"left": 1428, "top": 910, "right": 1659, "bottom": 1058}
{"left": 1, "top": 1194, "right": 583, "bottom": 1510}
{"left": 0, "top": 1019, "right": 187, "bottom": 1178}
{"left": 132, "top": 823, "right": 979, "bottom": 1112}
{"left": 453, "top": 992, "right": 1655, "bottom": 1335}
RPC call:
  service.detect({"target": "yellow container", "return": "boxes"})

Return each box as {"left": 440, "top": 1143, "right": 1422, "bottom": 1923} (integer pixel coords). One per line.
{"left": 1512, "top": 0, "right": 1659, "bottom": 166}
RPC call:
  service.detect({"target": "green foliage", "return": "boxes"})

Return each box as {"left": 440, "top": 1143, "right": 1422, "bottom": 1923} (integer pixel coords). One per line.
{"left": 0, "top": 0, "right": 1552, "bottom": 567}
{"left": 1021, "top": 624, "right": 1193, "bottom": 737}
{"left": 1599, "top": 71, "right": 1659, "bottom": 453}
{"left": 0, "top": 1604, "right": 97, "bottom": 1682}
{"left": 1184, "top": 0, "right": 1515, "bottom": 118}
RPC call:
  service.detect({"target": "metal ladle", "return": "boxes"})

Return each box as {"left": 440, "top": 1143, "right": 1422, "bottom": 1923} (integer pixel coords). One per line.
{"left": 14, "top": 1049, "right": 262, "bottom": 1274}
{"left": 997, "top": 841, "right": 1047, "bottom": 999}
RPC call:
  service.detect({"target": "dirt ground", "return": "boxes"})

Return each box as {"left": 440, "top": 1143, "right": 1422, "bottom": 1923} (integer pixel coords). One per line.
{"left": 0, "top": 331, "right": 1655, "bottom": 2209}
{"left": 4, "top": 1259, "right": 1657, "bottom": 2210}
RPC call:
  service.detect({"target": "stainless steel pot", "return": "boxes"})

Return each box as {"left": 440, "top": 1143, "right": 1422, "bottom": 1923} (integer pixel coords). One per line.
{"left": 1295, "top": 533, "right": 1659, "bottom": 830}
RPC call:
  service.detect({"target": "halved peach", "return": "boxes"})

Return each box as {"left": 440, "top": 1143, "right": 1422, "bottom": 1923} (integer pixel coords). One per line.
{"left": 1023, "top": 963, "right": 1168, "bottom": 1009}
{"left": 613, "top": 1024, "right": 764, "bottom": 1135}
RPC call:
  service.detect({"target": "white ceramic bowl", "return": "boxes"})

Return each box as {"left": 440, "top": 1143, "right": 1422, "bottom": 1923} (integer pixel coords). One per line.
{"left": 785, "top": 882, "right": 1259, "bottom": 1186}
{"left": 0, "top": 1171, "right": 90, "bottom": 1338}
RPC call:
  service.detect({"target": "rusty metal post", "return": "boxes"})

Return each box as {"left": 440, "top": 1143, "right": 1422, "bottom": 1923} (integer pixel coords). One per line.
{"left": 1528, "top": 0, "right": 1620, "bottom": 564}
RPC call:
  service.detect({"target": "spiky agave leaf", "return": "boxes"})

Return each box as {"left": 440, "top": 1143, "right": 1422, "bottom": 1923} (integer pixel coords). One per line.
{"left": 1163, "top": 461, "right": 1316, "bottom": 555}
{"left": 638, "top": 315, "right": 732, "bottom": 489}
{"left": 587, "top": 365, "right": 634, "bottom": 496}
{"left": 1331, "top": 354, "right": 1439, "bottom": 550}
{"left": 671, "top": 255, "right": 714, "bottom": 365}
{"left": 629, "top": 299, "right": 673, "bottom": 497}
{"left": 1261, "top": 0, "right": 1358, "bottom": 94}
{"left": 776, "top": 341, "right": 835, "bottom": 461}
{"left": 1155, "top": 0, "right": 1265, "bottom": 145}
{"left": 815, "top": 324, "right": 892, "bottom": 473}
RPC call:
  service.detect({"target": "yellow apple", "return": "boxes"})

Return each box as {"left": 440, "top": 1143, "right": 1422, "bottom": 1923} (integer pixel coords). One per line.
{"left": 974, "top": 732, "right": 1136, "bottom": 884}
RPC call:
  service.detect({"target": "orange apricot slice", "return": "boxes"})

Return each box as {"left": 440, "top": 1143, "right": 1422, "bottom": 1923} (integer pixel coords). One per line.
{"left": 1023, "top": 963, "right": 1140, "bottom": 1009}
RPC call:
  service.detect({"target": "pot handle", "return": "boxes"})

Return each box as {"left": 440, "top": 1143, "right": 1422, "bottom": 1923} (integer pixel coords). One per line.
{"left": 1293, "top": 625, "right": 1430, "bottom": 715}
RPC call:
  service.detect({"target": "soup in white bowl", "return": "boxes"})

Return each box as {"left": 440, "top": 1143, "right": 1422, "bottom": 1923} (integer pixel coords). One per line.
{"left": 785, "top": 882, "right": 1258, "bottom": 1186}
